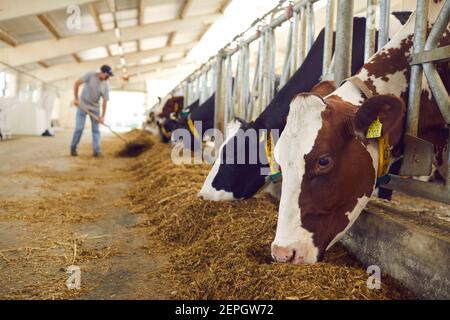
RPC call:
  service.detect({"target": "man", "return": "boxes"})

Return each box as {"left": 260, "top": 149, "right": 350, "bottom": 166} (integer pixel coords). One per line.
{"left": 70, "top": 65, "right": 113, "bottom": 157}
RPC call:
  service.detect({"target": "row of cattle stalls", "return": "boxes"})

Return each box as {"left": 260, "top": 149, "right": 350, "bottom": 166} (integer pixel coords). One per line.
{"left": 159, "top": 0, "right": 450, "bottom": 204}
{"left": 152, "top": 0, "right": 450, "bottom": 298}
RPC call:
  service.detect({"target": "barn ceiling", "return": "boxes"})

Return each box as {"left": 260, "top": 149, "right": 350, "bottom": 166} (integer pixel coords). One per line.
{"left": 0, "top": 0, "right": 232, "bottom": 86}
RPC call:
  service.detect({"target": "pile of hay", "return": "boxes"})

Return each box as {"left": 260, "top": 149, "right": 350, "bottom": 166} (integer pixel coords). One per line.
{"left": 115, "top": 129, "right": 154, "bottom": 158}
{"left": 126, "top": 137, "right": 413, "bottom": 299}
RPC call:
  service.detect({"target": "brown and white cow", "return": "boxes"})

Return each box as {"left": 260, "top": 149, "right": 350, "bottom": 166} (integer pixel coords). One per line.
{"left": 157, "top": 96, "right": 184, "bottom": 119}
{"left": 271, "top": 1, "right": 449, "bottom": 264}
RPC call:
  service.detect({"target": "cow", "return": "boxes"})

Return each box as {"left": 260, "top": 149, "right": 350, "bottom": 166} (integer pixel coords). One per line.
{"left": 199, "top": 13, "right": 410, "bottom": 201}
{"left": 157, "top": 96, "right": 184, "bottom": 119}
{"left": 271, "top": 1, "right": 449, "bottom": 264}
{"left": 156, "top": 97, "right": 199, "bottom": 143}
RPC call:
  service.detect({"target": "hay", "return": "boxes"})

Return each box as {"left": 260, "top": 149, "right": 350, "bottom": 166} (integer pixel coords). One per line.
{"left": 126, "top": 135, "right": 414, "bottom": 300}
{"left": 115, "top": 129, "right": 154, "bottom": 158}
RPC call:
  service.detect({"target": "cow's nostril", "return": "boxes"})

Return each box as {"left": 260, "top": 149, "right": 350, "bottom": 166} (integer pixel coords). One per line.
{"left": 272, "top": 245, "right": 295, "bottom": 263}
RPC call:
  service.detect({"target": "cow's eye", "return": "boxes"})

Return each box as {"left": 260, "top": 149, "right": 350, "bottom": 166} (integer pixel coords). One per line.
{"left": 317, "top": 155, "right": 333, "bottom": 171}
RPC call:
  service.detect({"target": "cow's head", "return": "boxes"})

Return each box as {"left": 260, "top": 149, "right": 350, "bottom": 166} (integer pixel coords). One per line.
{"left": 198, "top": 119, "right": 267, "bottom": 200}
{"left": 271, "top": 93, "right": 405, "bottom": 264}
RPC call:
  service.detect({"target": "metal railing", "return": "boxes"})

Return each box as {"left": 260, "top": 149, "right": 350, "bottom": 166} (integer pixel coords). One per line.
{"left": 385, "top": 0, "right": 450, "bottom": 204}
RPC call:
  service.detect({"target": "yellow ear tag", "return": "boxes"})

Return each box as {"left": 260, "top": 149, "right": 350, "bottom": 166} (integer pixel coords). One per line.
{"left": 366, "top": 117, "right": 383, "bottom": 139}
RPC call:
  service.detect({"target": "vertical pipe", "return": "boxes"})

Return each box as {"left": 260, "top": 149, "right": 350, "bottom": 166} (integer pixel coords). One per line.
{"left": 406, "top": 0, "right": 428, "bottom": 136}
{"left": 334, "top": 0, "right": 354, "bottom": 85}
{"left": 267, "top": 28, "right": 276, "bottom": 106}
{"left": 364, "top": 0, "right": 376, "bottom": 62}
{"left": 291, "top": 10, "right": 300, "bottom": 76}
{"left": 378, "top": 0, "right": 390, "bottom": 50}
{"left": 298, "top": 6, "right": 307, "bottom": 66}
{"left": 214, "top": 53, "right": 224, "bottom": 134}
{"left": 306, "top": 2, "right": 315, "bottom": 53}
{"left": 257, "top": 31, "right": 265, "bottom": 117}
{"left": 183, "top": 81, "right": 189, "bottom": 109}
{"left": 239, "top": 42, "right": 250, "bottom": 121}
{"left": 322, "top": 0, "right": 335, "bottom": 78}
{"left": 280, "top": 17, "right": 293, "bottom": 88}
{"left": 248, "top": 52, "right": 260, "bottom": 121}
{"left": 224, "top": 54, "right": 233, "bottom": 129}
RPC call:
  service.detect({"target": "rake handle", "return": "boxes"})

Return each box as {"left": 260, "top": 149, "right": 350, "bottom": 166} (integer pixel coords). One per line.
{"left": 75, "top": 103, "right": 129, "bottom": 144}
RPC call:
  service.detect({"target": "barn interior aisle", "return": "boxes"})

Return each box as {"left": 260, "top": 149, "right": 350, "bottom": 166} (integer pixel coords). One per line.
{"left": 0, "top": 131, "right": 169, "bottom": 299}
{"left": 0, "top": 132, "right": 414, "bottom": 299}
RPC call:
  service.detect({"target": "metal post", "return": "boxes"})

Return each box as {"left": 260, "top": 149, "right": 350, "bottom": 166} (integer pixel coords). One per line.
{"left": 224, "top": 53, "right": 233, "bottom": 129}
{"left": 298, "top": 6, "right": 307, "bottom": 66}
{"left": 378, "top": 0, "right": 390, "bottom": 50}
{"left": 183, "top": 81, "right": 189, "bottom": 109}
{"left": 267, "top": 27, "right": 276, "bottom": 107}
{"left": 334, "top": 0, "right": 354, "bottom": 85}
{"left": 257, "top": 31, "right": 265, "bottom": 116}
{"left": 290, "top": 10, "right": 300, "bottom": 76}
{"left": 306, "top": 2, "right": 315, "bottom": 52}
{"left": 422, "top": 0, "right": 450, "bottom": 122}
{"left": 406, "top": 0, "right": 428, "bottom": 137}
{"left": 322, "top": 0, "right": 335, "bottom": 78}
{"left": 280, "top": 16, "right": 293, "bottom": 88}
{"left": 364, "top": 0, "right": 377, "bottom": 62}
{"left": 238, "top": 42, "right": 250, "bottom": 120}
{"left": 248, "top": 51, "right": 260, "bottom": 121}
{"left": 214, "top": 53, "right": 225, "bottom": 134}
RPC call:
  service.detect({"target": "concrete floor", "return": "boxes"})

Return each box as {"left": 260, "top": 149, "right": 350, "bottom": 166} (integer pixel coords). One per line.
{"left": 0, "top": 130, "right": 169, "bottom": 299}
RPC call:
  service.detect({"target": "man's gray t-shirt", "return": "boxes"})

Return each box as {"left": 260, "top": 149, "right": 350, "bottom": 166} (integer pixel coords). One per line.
{"left": 80, "top": 72, "right": 109, "bottom": 111}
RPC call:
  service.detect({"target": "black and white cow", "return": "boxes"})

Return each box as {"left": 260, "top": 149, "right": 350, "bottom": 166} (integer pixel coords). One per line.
{"left": 199, "top": 13, "right": 411, "bottom": 201}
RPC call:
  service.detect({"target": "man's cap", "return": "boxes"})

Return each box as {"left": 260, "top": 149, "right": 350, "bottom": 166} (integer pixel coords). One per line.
{"left": 100, "top": 65, "right": 114, "bottom": 77}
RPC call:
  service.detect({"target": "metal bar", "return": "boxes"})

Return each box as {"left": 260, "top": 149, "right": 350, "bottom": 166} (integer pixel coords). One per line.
{"left": 298, "top": 6, "right": 307, "bottom": 66}
{"left": 306, "top": 1, "right": 315, "bottom": 52}
{"left": 322, "top": 0, "right": 335, "bottom": 78}
{"left": 406, "top": 0, "right": 428, "bottom": 136}
{"left": 377, "top": 0, "right": 390, "bottom": 50}
{"left": 334, "top": 0, "right": 354, "bottom": 85}
{"left": 214, "top": 53, "right": 225, "bottom": 133}
{"left": 364, "top": 0, "right": 376, "bottom": 62}
{"left": 183, "top": 81, "right": 189, "bottom": 109}
{"left": 422, "top": 0, "right": 450, "bottom": 122}
{"left": 248, "top": 50, "right": 260, "bottom": 121}
{"left": 243, "top": 45, "right": 250, "bottom": 120}
{"left": 385, "top": 175, "right": 450, "bottom": 205}
{"left": 280, "top": 16, "right": 293, "bottom": 88}
{"left": 423, "top": 64, "right": 450, "bottom": 124}
{"left": 164, "top": 0, "right": 321, "bottom": 100}
{"left": 424, "top": 0, "right": 450, "bottom": 51}
{"left": 224, "top": 53, "right": 233, "bottom": 129}
{"left": 291, "top": 10, "right": 300, "bottom": 76}
{"left": 257, "top": 31, "right": 265, "bottom": 117}
{"left": 411, "top": 45, "right": 450, "bottom": 64}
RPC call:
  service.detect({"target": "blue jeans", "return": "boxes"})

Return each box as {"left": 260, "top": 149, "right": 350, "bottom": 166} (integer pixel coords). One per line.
{"left": 70, "top": 108, "right": 101, "bottom": 155}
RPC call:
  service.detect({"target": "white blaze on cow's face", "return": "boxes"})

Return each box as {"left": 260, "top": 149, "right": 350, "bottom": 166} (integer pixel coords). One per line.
{"left": 271, "top": 94, "right": 326, "bottom": 264}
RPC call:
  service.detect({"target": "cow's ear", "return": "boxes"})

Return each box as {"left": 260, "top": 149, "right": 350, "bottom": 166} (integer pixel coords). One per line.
{"left": 311, "top": 80, "right": 336, "bottom": 98}
{"left": 354, "top": 94, "right": 406, "bottom": 146}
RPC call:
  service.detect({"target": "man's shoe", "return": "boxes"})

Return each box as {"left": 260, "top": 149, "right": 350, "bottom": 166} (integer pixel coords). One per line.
{"left": 93, "top": 152, "right": 103, "bottom": 158}
{"left": 71, "top": 150, "right": 78, "bottom": 157}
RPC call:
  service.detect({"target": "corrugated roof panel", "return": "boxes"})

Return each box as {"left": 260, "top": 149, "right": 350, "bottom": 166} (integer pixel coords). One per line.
{"left": 140, "top": 35, "right": 168, "bottom": 50}
{"left": 45, "top": 55, "right": 78, "bottom": 66}
{"left": 186, "top": 0, "right": 222, "bottom": 17}
{"left": 139, "top": 56, "right": 160, "bottom": 65}
{"left": 78, "top": 47, "right": 110, "bottom": 61}
{"left": 142, "top": 1, "right": 179, "bottom": 24}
